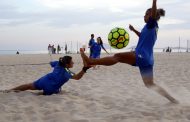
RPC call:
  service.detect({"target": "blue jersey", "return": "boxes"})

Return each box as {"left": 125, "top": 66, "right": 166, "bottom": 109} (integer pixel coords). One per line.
{"left": 135, "top": 17, "right": 158, "bottom": 67}
{"left": 34, "top": 61, "right": 74, "bottom": 95}
{"left": 89, "top": 38, "right": 95, "bottom": 47}
{"left": 91, "top": 42, "right": 101, "bottom": 58}
{"left": 89, "top": 38, "right": 95, "bottom": 57}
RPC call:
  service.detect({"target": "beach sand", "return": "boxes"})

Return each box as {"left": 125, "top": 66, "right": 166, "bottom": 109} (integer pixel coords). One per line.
{"left": 0, "top": 53, "right": 190, "bottom": 122}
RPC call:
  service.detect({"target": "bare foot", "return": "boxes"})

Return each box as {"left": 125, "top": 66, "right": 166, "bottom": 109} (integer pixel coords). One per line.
{"left": 80, "top": 48, "right": 91, "bottom": 65}
{"left": 150, "top": 85, "right": 179, "bottom": 104}
{"left": 170, "top": 98, "right": 179, "bottom": 104}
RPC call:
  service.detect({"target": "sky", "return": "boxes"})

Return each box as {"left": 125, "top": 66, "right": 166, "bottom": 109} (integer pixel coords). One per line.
{"left": 0, "top": 0, "right": 190, "bottom": 52}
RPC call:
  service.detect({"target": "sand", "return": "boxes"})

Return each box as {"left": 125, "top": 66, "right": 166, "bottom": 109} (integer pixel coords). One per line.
{"left": 0, "top": 53, "right": 190, "bottom": 122}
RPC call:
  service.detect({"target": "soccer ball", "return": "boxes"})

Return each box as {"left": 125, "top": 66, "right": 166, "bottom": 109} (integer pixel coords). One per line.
{"left": 108, "top": 27, "right": 129, "bottom": 49}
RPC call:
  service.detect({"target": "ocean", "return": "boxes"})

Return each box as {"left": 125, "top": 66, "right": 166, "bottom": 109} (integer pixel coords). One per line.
{"left": 0, "top": 48, "right": 188, "bottom": 55}
{"left": 0, "top": 50, "right": 48, "bottom": 55}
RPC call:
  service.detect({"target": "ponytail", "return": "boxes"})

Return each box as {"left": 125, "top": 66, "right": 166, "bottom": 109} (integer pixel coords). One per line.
{"left": 147, "top": 8, "right": 166, "bottom": 21}
{"left": 59, "top": 56, "right": 72, "bottom": 67}
{"left": 156, "top": 8, "right": 165, "bottom": 21}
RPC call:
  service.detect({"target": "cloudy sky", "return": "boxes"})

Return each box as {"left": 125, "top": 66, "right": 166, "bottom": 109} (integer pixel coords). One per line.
{"left": 0, "top": 0, "right": 189, "bottom": 51}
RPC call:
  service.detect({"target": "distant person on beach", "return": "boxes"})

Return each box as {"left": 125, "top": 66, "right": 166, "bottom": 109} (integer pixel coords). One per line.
{"left": 65, "top": 44, "right": 68, "bottom": 54}
{"left": 6, "top": 55, "right": 90, "bottom": 95}
{"left": 57, "top": 44, "right": 61, "bottom": 54}
{"left": 80, "top": 0, "right": 178, "bottom": 103}
{"left": 88, "top": 34, "right": 95, "bottom": 58}
{"left": 169, "top": 47, "right": 172, "bottom": 53}
{"left": 48, "top": 44, "right": 52, "bottom": 54}
{"left": 166, "top": 47, "right": 172, "bottom": 53}
{"left": 52, "top": 45, "right": 56, "bottom": 54}
{"left": 16, "top": 51, "right": 19, "bottom": 55}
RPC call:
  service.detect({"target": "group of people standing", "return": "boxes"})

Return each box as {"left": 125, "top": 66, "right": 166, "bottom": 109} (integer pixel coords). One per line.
{"left": 88, "top": 34, "right": 109, "bottom": 69}
{"left": 48, "top": 44, "right": 61, "bottom": 54}
{"left": 163, "top": 46, "right": 172, "bottom": 53}
{"left": 88, "top": 34, "right": 109, "bottom": 59}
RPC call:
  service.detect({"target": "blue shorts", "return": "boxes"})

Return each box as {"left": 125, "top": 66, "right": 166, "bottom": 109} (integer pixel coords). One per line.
{"left": 133, "top": 64, "right": 153, "bottom": 78}
{"left": 33, "top": 76, "right": 60, "bottom": 95}
{"left": 139, "top": 65, "right": 153, "bottom": 78}
{"left": 133, "top": 52, "right": 153, "bottom": 78}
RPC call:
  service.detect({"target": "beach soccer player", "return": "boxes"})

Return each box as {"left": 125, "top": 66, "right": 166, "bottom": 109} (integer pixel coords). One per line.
{"left": 80, "top": 0, "right": 178, "bottom": 103}
{"left": 91, "top": 37, "right": 109, "bottom": 59}
{"left": 6, "top": 55, "right": 90, "bottom": 95}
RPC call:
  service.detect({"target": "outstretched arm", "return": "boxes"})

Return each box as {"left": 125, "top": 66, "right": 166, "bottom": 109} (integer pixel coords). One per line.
{"left": 72, "top": 50, "right": 90, "bottom": 80}
{"left": 72, "top": 69, "right": 86, "bottom": 80}
{"left": 151, "top": 0, "right": 157, "bottom": 19}
{"left": 129, "top": 24, "right": 140, "bottom": 37}
{"left": 101, "top": 44, "right": 109, "bottom": 54}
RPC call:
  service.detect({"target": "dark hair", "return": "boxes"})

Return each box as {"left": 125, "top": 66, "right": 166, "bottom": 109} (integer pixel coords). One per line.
{"left": 147, "top": 8, "right": 165, "bottom": 21}
{"left": 97, "top": 37, "right": 103, "bottom": 45}
{"left": 59, "top": 56, "right": 72, "bottom": 67}
{"left": 91, "top": 34, "right": 94, "bottom": 37}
